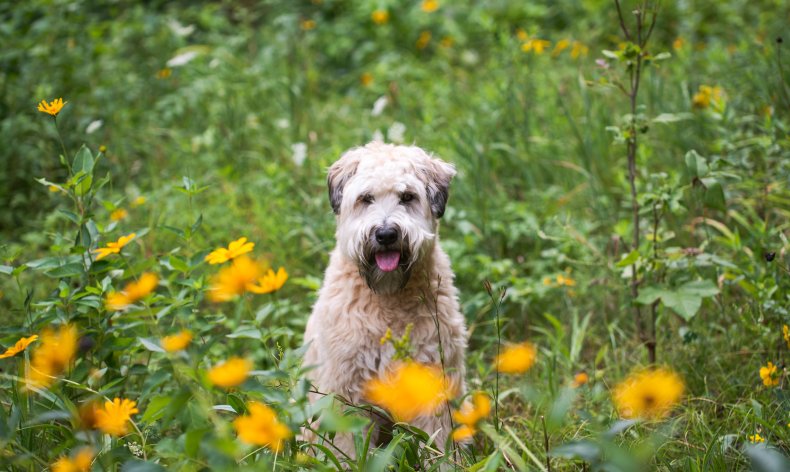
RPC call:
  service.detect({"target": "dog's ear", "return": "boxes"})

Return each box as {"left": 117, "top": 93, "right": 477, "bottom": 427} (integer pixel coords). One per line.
{"left": 327, "top": 151, "right": 361, "bottom": 214}
{"left": 424, "top": 157, "right": 456, "bottom": 219}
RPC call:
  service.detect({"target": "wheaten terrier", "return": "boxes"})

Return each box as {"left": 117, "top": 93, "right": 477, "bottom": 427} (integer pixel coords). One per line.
{"left": 303, "top": 142, "right": 468, "bottom": 458}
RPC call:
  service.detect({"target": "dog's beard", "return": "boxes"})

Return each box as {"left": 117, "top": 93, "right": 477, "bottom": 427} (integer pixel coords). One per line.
{"left": 358, "top": 239, "right": 416, "bottom": 295}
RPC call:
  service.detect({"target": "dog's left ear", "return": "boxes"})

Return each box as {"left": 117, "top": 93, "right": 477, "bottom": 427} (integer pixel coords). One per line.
{"left": 327, "top": 150, "right": 362, "bottom": 215}
{"left": 424, "top": 157, "right": 456, "bottom": 219}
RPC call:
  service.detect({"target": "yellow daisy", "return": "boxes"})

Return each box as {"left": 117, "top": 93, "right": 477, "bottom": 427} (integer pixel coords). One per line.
{"left": 364, "top": 361, "right": 456, "bottom": 422}
{"left": 234, "top": 402, "right": 292, "bottom": 451}
{"left": 0, "top": 334, "right": 38, "bottom": 359}
{"left": 613, "top": 367, "right": 685, "bottom": 419}
{"left": 495, "top": 342, "right": 537, "bottom": 374}
{"left": 93, "top": 233, "right": 136, "bottom": 260}
{"left": 95, "top": 398, "right": 139, "bottom": 436}
{"left": 208, "top": 357, "right": 252, "bottom": 388}
{"left": 37, "top": 98, "right": 67, "bottom": 116}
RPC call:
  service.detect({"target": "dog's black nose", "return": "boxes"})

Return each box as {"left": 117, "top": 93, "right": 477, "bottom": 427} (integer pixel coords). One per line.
{"left": 375, "top": 227, "right": 399, "bottom": 245}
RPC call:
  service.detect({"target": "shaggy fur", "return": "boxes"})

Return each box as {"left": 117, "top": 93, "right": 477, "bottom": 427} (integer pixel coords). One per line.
{"left": 303, "top": 142, "right": 468, "bottom": 458}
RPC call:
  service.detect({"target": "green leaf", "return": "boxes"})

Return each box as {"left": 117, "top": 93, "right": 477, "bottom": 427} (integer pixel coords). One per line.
{"left": 0, "top": 265, "right": 12, "bottom": 275}
{"left": 72, "top": 145, "right": 94, "bottom": 175}
{"left": 652, "top": 112, "right": 693, "bottom": 124}
{"left": 637, "top": 280, "right": 719, "bottom": 320}
{"left": 141, "top": 395, "right": 172, "bottom": 423}
{"left": 318, "top": 407, "right": 370, "bottom": 433}
{"left": 138, "top": 337, "right": 165, "bottom": 353}
{"left": 121, "top": 460, "right": 166, "bottom": 472}
{"left": 45, "top": 263, "right": 84, "bottom": 278}
{"left": 616, "top": 250, "right": 640, "bottom": 268}
{"left": 685, "top": 150, "right": 709, "bottom": 179}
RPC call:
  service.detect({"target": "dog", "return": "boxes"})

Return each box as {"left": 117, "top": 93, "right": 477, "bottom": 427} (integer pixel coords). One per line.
{"left": 302, "top": 142, "right": 468, "bottom": 459}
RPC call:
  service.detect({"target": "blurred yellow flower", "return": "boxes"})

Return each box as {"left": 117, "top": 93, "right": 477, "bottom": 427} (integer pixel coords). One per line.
{"left": 98, "top": 144, "right": 107, "bottom": 153}
{"left": 364, "top": 361, "right": 456, "bottom": 422}
{"left": 421, "top": 0, "right": 439, "bottom": 13}
{"left": 234, "top": 402, "right": 291, "bottom": 451}
{"left": 132, "top": 196, "right": 146, "bottom": 207}
{"left": 207, "top": 255, "right": 265, "bottom": 302}
{"left": 573, "top": 372, "right": 589, "bottom": 387}
{"left": 440, "top": 36, "right": 454, "bottom": 48}
{"left": 516, "top": 29, "right": 528, "bottom": 42}
{"left": 52, "top": 447, "right": 93, "bottom": 472}
{"left": 360, "top": 72, "right": 373, "bottom": 86}
{"left": 156, "top": 68, "right": 172, "bottom": 79}
{"left": 371, "top": 10, "right": 389, "bottom": 25}
{"left": 205, "top": 237, "right": 255, "bottom": 264}
{"left": 692, "top": 85, "right": 725, "bottom": 111}
{"left": 26, "top": 324, "right": 78, "bottom": 389}
{"left": 37, "top": 98, "right": 67, "bottom": 116}
{"left": 542, "top": 277, "right": 552, "bottom": 286}
{"left": 93, "top": 233, "right": 136, "bottom": 260}
{"left": 749, "top": 433, "right": 765, "bottom": 443}
{"left": 522, "top": 38, "right": 551, "bottom": 54}
{"left": 301, "top": 19, "right": 316, "bottom": 31}
{"left": 613, "top": 368, "right": 685, "bottom": 419}
{"left": 451, "top": 392, "right": 491, "bottom": 441}
{"left": 495, "top": 342, "right": 537, "bottom": 374}
{"left": 48, "top": 185, "right": 61, "bottom": 193}
{"left": 416, "top": 31, "right": 432, "bottom": 50}
{"left": 77, "top": 400, "right": 101, "bottom": 430}
{"left": 248, "top": 267, "right": 288, "bottom": 294}
{"left": 110, "top": 208, "right": 128, "bottom": 221}
{"left": 0, "top": 334, "right": 38, "bottom": 359}
{"left": 759, "top": 361, "right": 779, "bottom": 387}
{"left": 209, "top": 357, "right": 252, "bottom": 388}
{"left": 782, "top": 325, "right": 789, "bottom": 348}
{"left": 673, "top": 37, "right": 684, "bottom": 50}
{"left": 552, "top": 38, "right": 571, "bottom": 56}
{"left": 105, "top": 273, "right": 159, "bottom": 311}
{"left": 570, "top": 41, "right": 589, "bottom": 59}
{"left": 95, "top": 398, "right": 139, "bottom": 436}
{"left": 161, "top": 330, "right": 193, "bottom": 352}
{"left": 556, "top": 274, "right": 576, "bottom": 286}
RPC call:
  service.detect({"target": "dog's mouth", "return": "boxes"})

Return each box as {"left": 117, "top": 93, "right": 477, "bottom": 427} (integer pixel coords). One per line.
{"left": 374, "top": 250, "right": 401, "bottom": 272}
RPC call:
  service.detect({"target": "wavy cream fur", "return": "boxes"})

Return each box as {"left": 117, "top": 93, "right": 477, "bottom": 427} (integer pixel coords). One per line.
{"left": 303, "top": 142, "right": 467, "bottom": 459}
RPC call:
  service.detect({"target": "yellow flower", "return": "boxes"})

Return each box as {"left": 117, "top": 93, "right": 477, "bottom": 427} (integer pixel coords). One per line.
{"left": 552, "top": 38, "right": 571, "bottom": 56}
{"left": 208, "top": 357, "right": 252, "bottom": 388}
{"left": 105, "top": 273, "right": 159, "bottom": 311}
{"left": 516, "top": 29, "right": 528, "bottom": 42}
{"left": 748, "top": 433, "right": 765, "bottom": 443}
{"left": 37, "top": 98, "right": 67, "bottom": 116}
{"left": 132, "top": 196, "right": 146, "bottom": 207}
{"left": 556, "top": 274, "right": 576, "bottom": 287}
{"left": 692, "top": 85, "right": 725, "bottom": 111}
{"left": 573, "top": 372, "right": 589, "bottom": 387}
{"left": 522, "top": 38, "right": 551, "bottom": 54}
{"left": 416, "top": 31, "right": 432, "bottom": 50}
{"left": 421, "top": 0, "right": 439, "bottom": 13}
{"left": 48, "top": 185, "right": 61, "bottom": 193}
{"left": 26, "top": 324, "right": 78, "bottom": 389}
{"left": 52, "top": 447, "right": 93, "bottom": 472}
{"left": 248, "top": 267, "right": 288, "bottom": 294}
{"left": 542, "top": 277, "right": 553, "bottom": 286}
{"left": 371, "top": 10, "right": 389, "bottom": 25}
{"left": 782, "top": 325, "right": 789, "bottom": 348}
{"left": 93, "top": 233, "right": 136, "bottom": 260}
{"left": 570, "top": 41, "right": 589, "bottom": 59}
{"left": 360, "top": 72, "right": 374, "bottom": 86}
{"left": 161, "top": 330, "right": 193, "bottom": 352}
{"left": 0, "top": 334, "right": 38, "bottom": 359}
{"left": 77, "top": 401, "right": 101, "bottom": 430}
{"left": 673, "top": 37, "right": 685, "bottom": 50}
{"left": 205, "top": 237, "right": 255, "bottom": 264}
{"left": 156, "top": 68, "right": 172, "bottom": 79}
{"left": 613, "top": 367, "right": 685, "bottom": 419}
{"left": 110, "top": 208, "right": 128, "bottom": 221}
{"left": 95, "top": 398, "right": 139, "bottom": 436}
{"left": 234, "top": 402, "right": 292, "bottom": 451}
{"left": 759, "top": 361, "right": 780, "bottom": 387}
{"left": 364, "top": 361, "right": 456, "bottom": 422}
{"left": 301, "top": 19, "right": 316, "bottom": 30}
{"left": 451, "top": 392, "right": 491, "bottom": 441}
{"left": 440, "top": 36, "right": 454, "bottom": 48}
{"left": 98, "top": 145, "right": 107, "bottom": 153}
{"left": 207, "top": 256, "right": 265, "bottom": 302}
{"left": 495, "top": 342, "right": 537, "bottom": 374}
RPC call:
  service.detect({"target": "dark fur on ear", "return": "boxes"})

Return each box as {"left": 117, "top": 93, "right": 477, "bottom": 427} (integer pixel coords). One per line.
{"left": 327, "top": 150, "right": 362, "bottom": 214}
{"left": 423, "top": 157, "right": 456, "bottom": 219}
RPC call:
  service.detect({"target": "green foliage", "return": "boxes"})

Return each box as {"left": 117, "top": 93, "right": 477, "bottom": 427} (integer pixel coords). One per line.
{"left": 1, "top": 0, "right": 789, "bottom": 470}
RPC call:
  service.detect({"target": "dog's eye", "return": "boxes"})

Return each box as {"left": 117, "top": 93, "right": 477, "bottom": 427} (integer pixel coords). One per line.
{"left": 359, "top": 194, "right": 374, "bottom": 204}
{"left": 400, "top": 193, "right": 415, "bottom": 204}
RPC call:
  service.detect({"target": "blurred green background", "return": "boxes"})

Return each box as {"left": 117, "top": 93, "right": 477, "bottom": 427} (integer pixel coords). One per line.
{"left": 1, "top": 0, "right": 789, "bottom": 467}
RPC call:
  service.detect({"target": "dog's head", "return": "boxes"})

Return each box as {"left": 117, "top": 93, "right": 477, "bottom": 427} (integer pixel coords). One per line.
{"left": 327, "top": 142, "right": 455, "bottom": 294}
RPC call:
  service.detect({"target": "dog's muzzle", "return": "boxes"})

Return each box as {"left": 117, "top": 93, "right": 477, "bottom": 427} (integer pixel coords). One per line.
{"left": 374, "top": 226, "right": 401, "bottom": 272}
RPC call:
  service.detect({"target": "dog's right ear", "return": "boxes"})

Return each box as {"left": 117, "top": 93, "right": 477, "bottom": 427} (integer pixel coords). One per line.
{"left": 327, "top": 151, "right": 362, "bottom": 214}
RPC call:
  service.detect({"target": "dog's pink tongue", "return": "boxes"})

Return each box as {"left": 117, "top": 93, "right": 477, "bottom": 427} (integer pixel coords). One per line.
{"left": 375, "top": 251, "right": 401, "bottom": 272}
